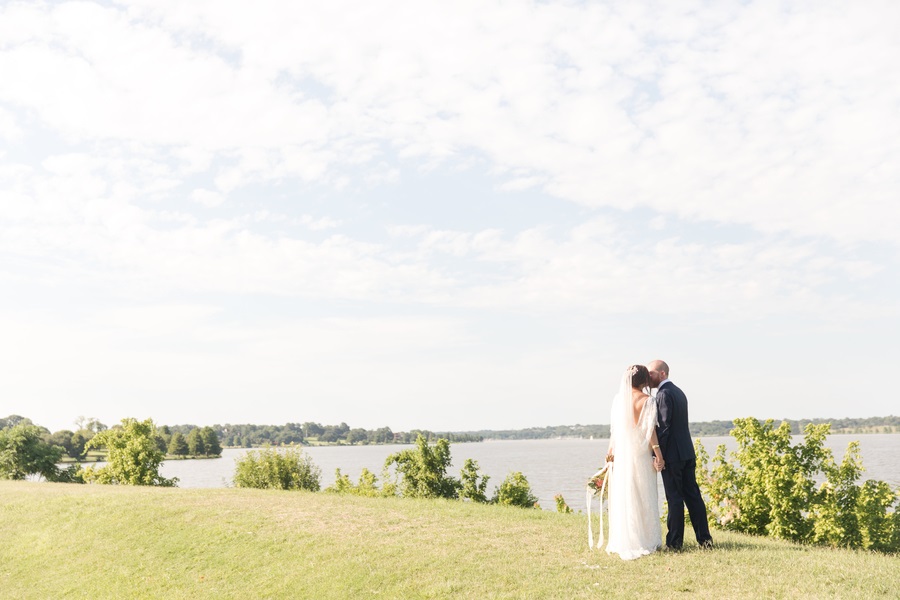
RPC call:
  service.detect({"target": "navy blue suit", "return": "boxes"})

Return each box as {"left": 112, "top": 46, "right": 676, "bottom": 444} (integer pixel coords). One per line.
{"left": 656, "top": 380, "right": 712, "bottom": 549}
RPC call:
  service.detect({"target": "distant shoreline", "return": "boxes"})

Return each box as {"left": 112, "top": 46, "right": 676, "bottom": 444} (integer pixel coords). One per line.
{"left": 444, "top": 417, "right": 899, "bottom": 442}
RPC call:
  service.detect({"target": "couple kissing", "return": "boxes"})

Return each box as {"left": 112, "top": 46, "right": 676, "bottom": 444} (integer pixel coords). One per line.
{"left": 602, "top": 360, "right": 713, "bottom": 559}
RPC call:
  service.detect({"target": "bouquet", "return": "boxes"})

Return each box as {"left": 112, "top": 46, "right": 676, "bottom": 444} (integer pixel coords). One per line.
{"left": 587, "top": 463, "right": 610, "bottom": 496}
{"left": 587, "top": 470, "right": 606, "bottom": 495}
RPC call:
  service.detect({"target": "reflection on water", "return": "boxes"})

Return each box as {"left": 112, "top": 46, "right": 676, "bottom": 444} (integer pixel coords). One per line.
{"left": 158, "top": 434, "right": 899, "bottom": 512}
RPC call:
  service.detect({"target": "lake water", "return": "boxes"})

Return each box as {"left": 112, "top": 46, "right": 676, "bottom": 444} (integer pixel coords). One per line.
{"left": 157, "top": 434, "right": 900, "bottom": 512}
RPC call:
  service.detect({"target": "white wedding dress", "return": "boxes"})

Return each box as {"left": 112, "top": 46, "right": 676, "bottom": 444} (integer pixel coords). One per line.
{"left": 605, "top": 371, "right": 662, "bottom": 560}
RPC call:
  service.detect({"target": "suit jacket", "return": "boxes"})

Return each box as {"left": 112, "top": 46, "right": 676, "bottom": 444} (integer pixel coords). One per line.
{"left": 655, "top": 381, "right": 696, "bottom": 463}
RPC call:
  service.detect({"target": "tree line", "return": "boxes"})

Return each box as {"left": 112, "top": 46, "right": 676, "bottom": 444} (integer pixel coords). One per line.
{"left": 0, "top": 414, "right": 485, "bottom": 465}
{"left": 689, "top": 416, "right": 900, "bottom": 436}
{"left": 0, "top": 415, "right": 222, "bottom": 463}
{"left": 461, "top": 416, "right": 900, "bottom": 440}
{"left": 165, "top": 422, "right": 483, "bottom": 447}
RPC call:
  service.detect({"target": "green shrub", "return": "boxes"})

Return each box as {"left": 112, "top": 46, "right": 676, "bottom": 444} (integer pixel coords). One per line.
{"left": 459, "top": 458, "right": 490, "bottom": 503}
{"left": 384, "top": 435, "right": 460, "bottom": 499}
{"left": 493, "top": 471, "right": 539, "bottom": 509}
{"left": 554, "top": 494, "right": 573, "bottom": 513}
{"left": 81, "top": 418, "right": 176, "bottom": 487}
{"left": 233, "top": 446, "right": 321, "bottom": 491}
{"left": 0, "top": 423, "right": 64, "bottom": 481}
{"left": 326, "top": 467, "right": 382, "bottom": 497}
{"left": 696, "top": 417, "right": 899, "bottom": 552}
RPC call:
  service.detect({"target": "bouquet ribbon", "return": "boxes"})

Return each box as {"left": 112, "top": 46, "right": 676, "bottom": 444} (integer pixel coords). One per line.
{"left": 586, "top": 462, "right": 612, "bottom": 550}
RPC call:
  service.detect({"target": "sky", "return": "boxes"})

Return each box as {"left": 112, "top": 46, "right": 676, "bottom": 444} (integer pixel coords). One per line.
{"left": 1, "top": 0, "right": 899, "bottom": 434}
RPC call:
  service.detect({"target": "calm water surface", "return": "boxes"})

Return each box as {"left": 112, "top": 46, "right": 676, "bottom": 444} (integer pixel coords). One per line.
{"left": 159, "top": 434, "right": 899, "bottom": 512}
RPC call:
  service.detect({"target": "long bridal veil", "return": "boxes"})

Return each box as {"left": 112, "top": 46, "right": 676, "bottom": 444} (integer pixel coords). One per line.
{"left": 605, "top": 367, "right": 662, "bottom": 560}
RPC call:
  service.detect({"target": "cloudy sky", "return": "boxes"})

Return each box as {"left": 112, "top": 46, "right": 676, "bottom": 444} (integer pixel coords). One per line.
{"left": 2, "top": 0, "right": 898, "bottom": 434}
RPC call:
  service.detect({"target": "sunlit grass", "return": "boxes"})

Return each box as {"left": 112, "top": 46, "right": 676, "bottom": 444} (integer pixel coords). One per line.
{"left": 1, "top": 481, "right": 896, "bottom": 599}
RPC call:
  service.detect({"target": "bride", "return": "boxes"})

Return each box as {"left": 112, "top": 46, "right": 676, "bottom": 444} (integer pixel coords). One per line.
{"left": 604, "top": 364, "right": 664, "bottom": 560}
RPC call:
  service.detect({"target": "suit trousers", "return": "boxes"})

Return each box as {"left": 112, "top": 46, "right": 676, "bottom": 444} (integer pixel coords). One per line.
{"left": 660, "top": 458, "right": 713, "bottom": 549}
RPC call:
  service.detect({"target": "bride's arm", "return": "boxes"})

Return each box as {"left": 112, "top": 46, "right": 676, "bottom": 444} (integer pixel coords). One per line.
{"left": 650, "top": 429, "right": 664, "bottom": 471}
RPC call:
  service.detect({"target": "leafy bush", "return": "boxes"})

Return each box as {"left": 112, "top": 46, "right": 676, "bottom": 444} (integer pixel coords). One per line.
{"left": 0, "top": 423, "right": 64, "bottom": 480}
{"left": 81, "top": 418, "right": 177, "bottom": 487}
{"left": 233, "top": 446, "right": 321, "bottom": 491}
{"left": 384, "top": 435, "right": 460, "bottom": 499}
{"left": 554, "top": 494, "right": 573, "bottom": 513}
{"left": 696, "top": 417, "right": 899, "bottom": 552}
{"left": 493, "top": 472, "right": 539, "bottom": 509}
{"left": 327, "top": 467, "right": 382, "bottom": 497}
{"left": 382, "top": 436, "right": 538, "bottom": 509}
{"left": 459, "top": 458, "right": 490, "bottom": 503}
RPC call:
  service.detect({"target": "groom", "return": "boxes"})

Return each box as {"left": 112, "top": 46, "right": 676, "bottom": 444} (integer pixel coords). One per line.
{"left": 648, "top": 360, "right": 713, "bottom": 551}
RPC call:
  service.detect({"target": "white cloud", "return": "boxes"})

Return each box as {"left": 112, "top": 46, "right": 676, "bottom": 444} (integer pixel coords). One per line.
{"left": 1, "top": 1, "right": 897, "bottom": 242}
{"left": 6, "top": 150, "right": 881, "bottom": 320}
{"left": 299, "top": 215, "right": 341, "bottom": 231}
{"left": 0, "top": 106, "right": 22, "bottom": 141}
{"left": 189, "top": 188, "right": 224, "bottom": 208}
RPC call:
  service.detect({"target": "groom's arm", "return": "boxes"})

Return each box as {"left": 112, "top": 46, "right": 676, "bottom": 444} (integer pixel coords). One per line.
{"left": 656, "top": 391, "right": 672, "bottom": 456}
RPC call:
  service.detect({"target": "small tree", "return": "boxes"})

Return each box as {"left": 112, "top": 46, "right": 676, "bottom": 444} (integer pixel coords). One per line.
{"left": 81, "top": 418, "right": 177, "bottom": 486}
{"left": 200, "top": 427, "right": 222, "bottom": 456}
{"left": 302, "top": 422, "right": 324, "bottom": 438}
{"left": 346, "top": 428, "right": 369, "bottom": 445}
{"left": 459, "top": 458, "right": 490, "bottom": 503}
{"left": 154, "top": 434, "right": 169, "bottom": 454}
{"left": 319, "top": 428, "right": 338, "bottom": 443}
{"left": 384, "top": 435, "right": 460, "bottom": 499}
{"left": 493, "top": 472, "right": 539, "bottom": 509}
{"left": 372, "top": 427, "right": 394, "bottom": 444}
{"left": 233, "top": 447, "right": 321, "bottom": 491}
{"left": 329, "top": 468, "right": 355, "bottom": 494}
{"left": 48, "top": 430, "right": 76, "bottom": 459}
{"left": 0, "top": 423, "right": 64, "bottom": 480}
{"left": 186, "top": 428, "right": 205, "bottom": 456}
{"left": 356, "top": 468, "right": 380, "bottom": 496}
{"left": 168, "top": 432, "right": 189, "bottom": 456}
{"left": 70, "top": 432, "right": 89, "bottom": 460}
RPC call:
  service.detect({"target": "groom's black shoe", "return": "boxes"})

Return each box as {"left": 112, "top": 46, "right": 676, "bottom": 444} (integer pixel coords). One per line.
{"left": 698, "top": 540, "right": 714, "bottom": 549}
{"left": 664, "top": 545, "right": 683, "bottom": 552}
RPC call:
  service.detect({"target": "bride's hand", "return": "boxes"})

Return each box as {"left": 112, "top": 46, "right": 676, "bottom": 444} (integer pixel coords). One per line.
{"left": 654, "top": 456, "right": 665, "bottom": 472}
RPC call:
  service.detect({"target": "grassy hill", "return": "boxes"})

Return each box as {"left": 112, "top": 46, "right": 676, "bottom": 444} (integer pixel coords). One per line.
{"left": 1, "top": 481, "right": 896, "bottom": 599}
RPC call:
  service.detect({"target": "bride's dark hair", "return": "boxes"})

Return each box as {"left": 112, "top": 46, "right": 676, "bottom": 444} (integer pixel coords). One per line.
{"left": 629, "top": 365, "right": 651, "bottom": 390}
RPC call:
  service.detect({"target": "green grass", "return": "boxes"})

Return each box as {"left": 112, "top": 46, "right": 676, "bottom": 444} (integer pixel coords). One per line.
{"left": 1, "top": 482, "right": 897, "bottom": 599}
{"left": 59, "top": 450, "right": 106, "bottom": 463}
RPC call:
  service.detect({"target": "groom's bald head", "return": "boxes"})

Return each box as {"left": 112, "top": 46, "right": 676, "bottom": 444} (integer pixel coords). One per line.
{"left": 648, "top": 360, "right": 669, "bottom": 386}
{"left": 648, "top": 360, "right": 669, "bottom": 376}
